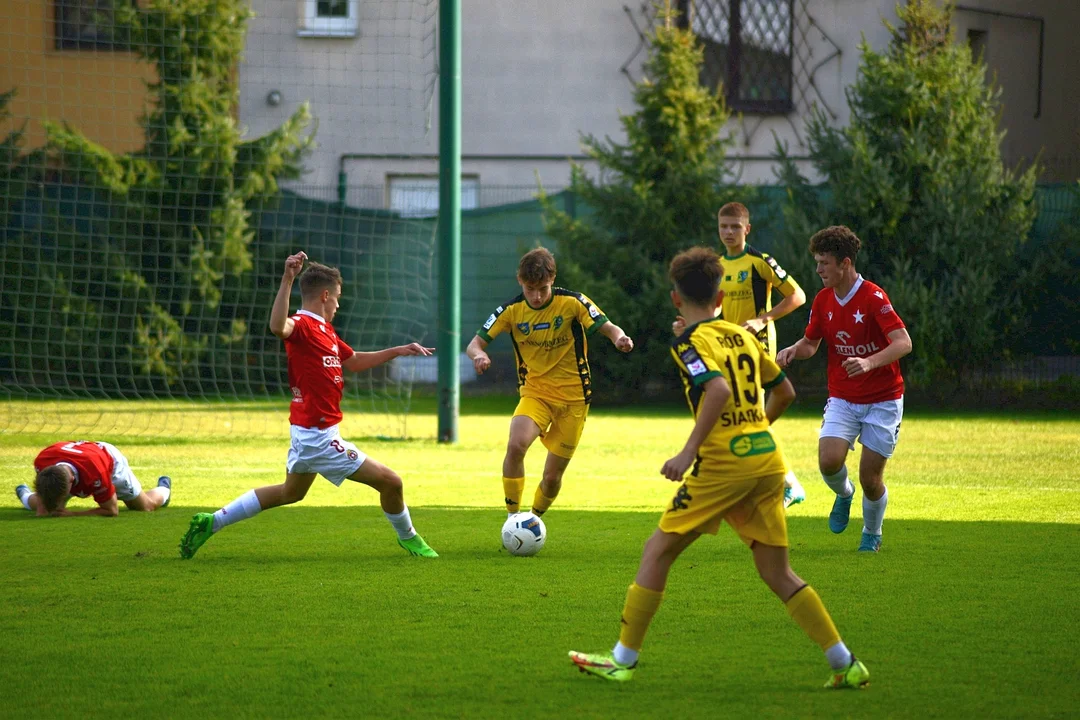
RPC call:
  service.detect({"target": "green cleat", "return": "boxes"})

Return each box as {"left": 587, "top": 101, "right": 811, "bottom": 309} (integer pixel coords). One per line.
{"left": 398, "top": 534, "right": 438, "bottom": 558}
{"left": 179, "top": 512, "right": 215, "bottom": 559}
{"left": 569, "top": 651, "right": 636, "bottom": 682}
{"left": 824, "top": 657, "right": 870, "bottom": 689}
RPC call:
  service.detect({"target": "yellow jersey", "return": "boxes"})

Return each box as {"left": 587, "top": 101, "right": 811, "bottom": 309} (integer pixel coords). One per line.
{"left": 671, "top": 317, "right": 789, "bottom": 480}
{"left": 718, "top": 245, "right": 801, "bottom": 358}
{"left": 476, "top": 289, "right": 607, "bottom": 404}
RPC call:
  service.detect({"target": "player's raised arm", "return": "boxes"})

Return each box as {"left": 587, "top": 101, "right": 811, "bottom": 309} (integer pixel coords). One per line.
{"left": 599, "top": 321, "right": 634, "bottom": 353}
{"left": 343, "top": 343, "right": 434, "bottom": 374}
{"left": 269, "top": 251, "right": 307, "bottom": 339}
{"left": 465, "top": 335, "right": 492, "bottom": 374}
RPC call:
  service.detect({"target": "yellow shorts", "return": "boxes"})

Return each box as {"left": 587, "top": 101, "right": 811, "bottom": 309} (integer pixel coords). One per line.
{"left": 514, "top": 396, "right": 589, "bottom": 459}
{"left": 658, "top": 472, "right": 788, "bottom": 547}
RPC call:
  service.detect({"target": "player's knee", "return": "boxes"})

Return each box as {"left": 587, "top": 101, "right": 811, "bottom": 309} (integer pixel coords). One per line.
{"left": 380, "top": 469, "right": 403, "bottom": 494}
{"left": 506, "top": 437, "right": 530, "bottom": 460}
{"left": 282, "top": 484, "right": 308, "bottom": 505}
{"left": 818, "top": 456, "right": 845, "bottom": 476}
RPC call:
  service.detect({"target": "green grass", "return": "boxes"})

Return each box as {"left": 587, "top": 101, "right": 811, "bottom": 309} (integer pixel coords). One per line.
{"left": 1, "top": 404, "right": 1078, "bottom": 718}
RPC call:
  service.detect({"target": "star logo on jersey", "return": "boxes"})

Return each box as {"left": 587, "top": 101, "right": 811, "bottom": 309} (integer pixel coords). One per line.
{"left": 853, "top": 310, "right": 865, "bottom": 323}
{"left": 517, "top": 322, "right": 531, "bottom": 336}
{"left": 737, "top": 270, "right": 749, "bottom": 283}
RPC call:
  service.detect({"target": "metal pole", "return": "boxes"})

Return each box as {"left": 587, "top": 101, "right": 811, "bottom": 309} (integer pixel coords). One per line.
{"left": 437, "top": 0, "right": 461, "bottom": 443}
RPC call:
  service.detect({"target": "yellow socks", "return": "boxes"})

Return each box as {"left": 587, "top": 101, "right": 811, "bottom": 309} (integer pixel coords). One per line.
{"left": 502, "top": 476, "right": 525, "bottom": 513}
{"left": 785, "top": 585, "right": 841, "bottom": 651}
{"left": 531, "top": 486, "right": 557, "bottom": 516}
{"left": 618, "top": 583, "right": 665, "bottom": 652}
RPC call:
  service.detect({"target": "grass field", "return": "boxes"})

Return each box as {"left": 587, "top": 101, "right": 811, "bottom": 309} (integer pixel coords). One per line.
{"left": 1, "top": 399, "right": 1078, "bottom": 718}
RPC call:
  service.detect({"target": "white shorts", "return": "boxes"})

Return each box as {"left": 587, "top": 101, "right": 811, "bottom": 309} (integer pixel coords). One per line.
{"left": 100, "top": 442, "right": 143, "bottom": 502}
{"left": 820, "top": 396, "right": 904, "bottom": 459}
{"left": 286, "top": 425, "right": 366, "bottom": 486}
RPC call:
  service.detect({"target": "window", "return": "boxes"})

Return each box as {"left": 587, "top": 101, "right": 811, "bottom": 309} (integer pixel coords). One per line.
{"left": 967, "top": 29, "right": 988, "bottom": 61}
{"left": 54, "top": 0, "right": 130, "bottom": 51}
{"left": 679, "top": 0, "right": 795, "bottom": 114}
{"left": 299, "top": 0, "right": 359, "bottom": 38}
{"left": 388, "top": 176, "right": 479, "bottom": 218}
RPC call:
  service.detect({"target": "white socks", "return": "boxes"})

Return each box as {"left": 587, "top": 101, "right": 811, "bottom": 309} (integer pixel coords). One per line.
{"left": 212, "top": 489, "right": 263, "bottom": 533}
{"left": 612, "top": 641, "right": 639, "bottom": 667}
{"left": 385, "top": 505, "right": 417, "bottom": 540}
{"left": 862, "top": 487, "right": 888, "bottom": 536}
{"left": 17, "top": 487, "right": 33, "bottom": 511}
{"left": 825, "top": 641, "right": 853, "bottom": 670}
{"left": 822, "top": 466, "right": 854, "bottom": 498}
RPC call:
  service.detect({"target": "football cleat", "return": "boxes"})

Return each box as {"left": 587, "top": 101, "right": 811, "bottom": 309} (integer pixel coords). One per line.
{"left": 568, "top": 651, "right": 636, "bottom": 682}
{"left": 397, "top": 534, "right": 439, "bottom": 558}
{"left": 824, "top": 657, "right": 870, "bottom": 689}
{"left": 828, "top": 493, "right": 854, "bottom": 534}
{"left": 857, "top": 532, "right": 882, "bottom": 553}
{"left": 179, "top": 512, "right": 215, "bottom": 559}
{"left": 784, "top": 477, "right": 807, "bottom": 509}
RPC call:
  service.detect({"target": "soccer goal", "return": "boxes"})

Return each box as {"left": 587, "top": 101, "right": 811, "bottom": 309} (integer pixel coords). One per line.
{"left": 0, "top": 0, "right": 441, "bottom": 440}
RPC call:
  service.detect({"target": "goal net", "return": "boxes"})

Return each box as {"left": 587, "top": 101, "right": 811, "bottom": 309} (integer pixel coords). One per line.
{"left": 0, "top": 0, "right": 440, "bottom": 440}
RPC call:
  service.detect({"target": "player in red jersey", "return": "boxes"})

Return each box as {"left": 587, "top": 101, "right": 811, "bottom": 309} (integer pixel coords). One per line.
{"left": 179, "top": 251, "right": 439, "bottom": 559}
{"left": 777, "top": 226, "right": 912, "bottom": 552}
{"left": 15, "top": 441, "right": 172, "bottom": 517}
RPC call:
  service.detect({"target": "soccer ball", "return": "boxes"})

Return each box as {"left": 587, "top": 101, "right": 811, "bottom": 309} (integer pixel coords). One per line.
{"left": 501, "top": 512, "right": 547, "bottom": 556}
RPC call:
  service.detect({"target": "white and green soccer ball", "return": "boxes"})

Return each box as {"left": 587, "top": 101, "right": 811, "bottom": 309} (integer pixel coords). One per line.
{"left": 501, "top": 512, "right": 546, "bottom": 556}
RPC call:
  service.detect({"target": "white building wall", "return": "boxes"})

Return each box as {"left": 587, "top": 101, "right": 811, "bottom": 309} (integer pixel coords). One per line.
{"left": 238, "top": 0, "right": 1077, "bottom": 205}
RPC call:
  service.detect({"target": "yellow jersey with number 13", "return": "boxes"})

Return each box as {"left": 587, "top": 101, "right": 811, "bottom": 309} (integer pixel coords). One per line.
{"left": 671, "top": 317, "right": 789, "bottom": 480}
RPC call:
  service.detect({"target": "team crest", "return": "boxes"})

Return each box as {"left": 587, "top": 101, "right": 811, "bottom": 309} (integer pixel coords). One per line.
{"left": 737, "top": 270, "right": 749, "bottom": 283}
{"left": 347, "top": 449, "right": 359, "bottom": 461}
{"left": 553, "top": 315, "right": 563, "bottom": 330}
{"left": 517, "top": 322, "right": 531, "bottom": 336}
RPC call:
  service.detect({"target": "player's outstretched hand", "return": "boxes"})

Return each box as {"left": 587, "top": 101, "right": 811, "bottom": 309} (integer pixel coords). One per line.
{"left": 742, "top": 317, "right": 767, "bottom": 334}
{"left": 615, "top": 335, "right": 634, "bottom": 353}
{"left": 396, "top": 343, "right": 435, "bottom": 357}
{"left": 775, "top": 346, "right": 796, "bottom": 368}
{"left": 472, "top": 352, "right": 491, "bottom": 375}
{"left": 661, "top": 448, "right": 696, "bottom": 482}
{"left": 842, "top": 356, "right": 873, "bottom": 377}
{"left": 284, "top": 251, "right": 307, "bottom": 281}
{"left": 672, "top": 315, "right": 686, "bottom": 336}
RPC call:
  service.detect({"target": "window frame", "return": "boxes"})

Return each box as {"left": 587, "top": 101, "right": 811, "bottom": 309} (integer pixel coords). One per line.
{"left": 386, "top": 174, "right": 480, "bottom": 218}
{"left": 298, "top": 0, "right": 360, "bottom": 38}
{"left": 54, "top": 0, "right": 132, "bottom": 51}
{"left": 678, "top": 0, "right": 795, "bottom": 115}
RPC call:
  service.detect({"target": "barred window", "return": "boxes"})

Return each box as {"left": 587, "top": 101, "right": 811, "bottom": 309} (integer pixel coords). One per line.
{"left": 679, "top": 0, "right": 795, "bottom": 114}
{"left": 55, "top": 0, "right": 130, "bottom": 51}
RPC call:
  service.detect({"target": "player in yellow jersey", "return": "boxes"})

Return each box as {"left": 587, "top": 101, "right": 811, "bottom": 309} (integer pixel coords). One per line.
{"left": 674, "top": 202, "right": 808, "bottom": 509}
{"left": 570, "top": 246, "right": 869, "bottom": 689}
{"left": 465, "top": 247, "right": 634, "bottom": 519}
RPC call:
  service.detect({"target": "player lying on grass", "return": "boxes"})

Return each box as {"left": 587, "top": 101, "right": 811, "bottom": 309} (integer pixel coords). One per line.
{"left": 570, "top": 246, "right": 869, "bottom": 689}
{"left": 465, "top": 247, "right": 633, "bottom": 520}
{"left": 776, "top": 226, "right": 912, "bottom": 553}
{"left": 673, "top": 202, "right": 808, "bottom": 509}
{"left": 16, "top": 441, "right": 171, "bottom": 517}
{"left": 179, "top": 251, "right": 438, "bottom": 559}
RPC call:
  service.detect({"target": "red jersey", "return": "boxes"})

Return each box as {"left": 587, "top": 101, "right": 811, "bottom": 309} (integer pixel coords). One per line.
{"left": 804, "top": 276, "right": 906, "bottom": 403}
{"left": 285, "top": 309, "right": 355, "bottom": 429}
{"left": 34, "top": 441, "right": 116, "bottom": 503}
